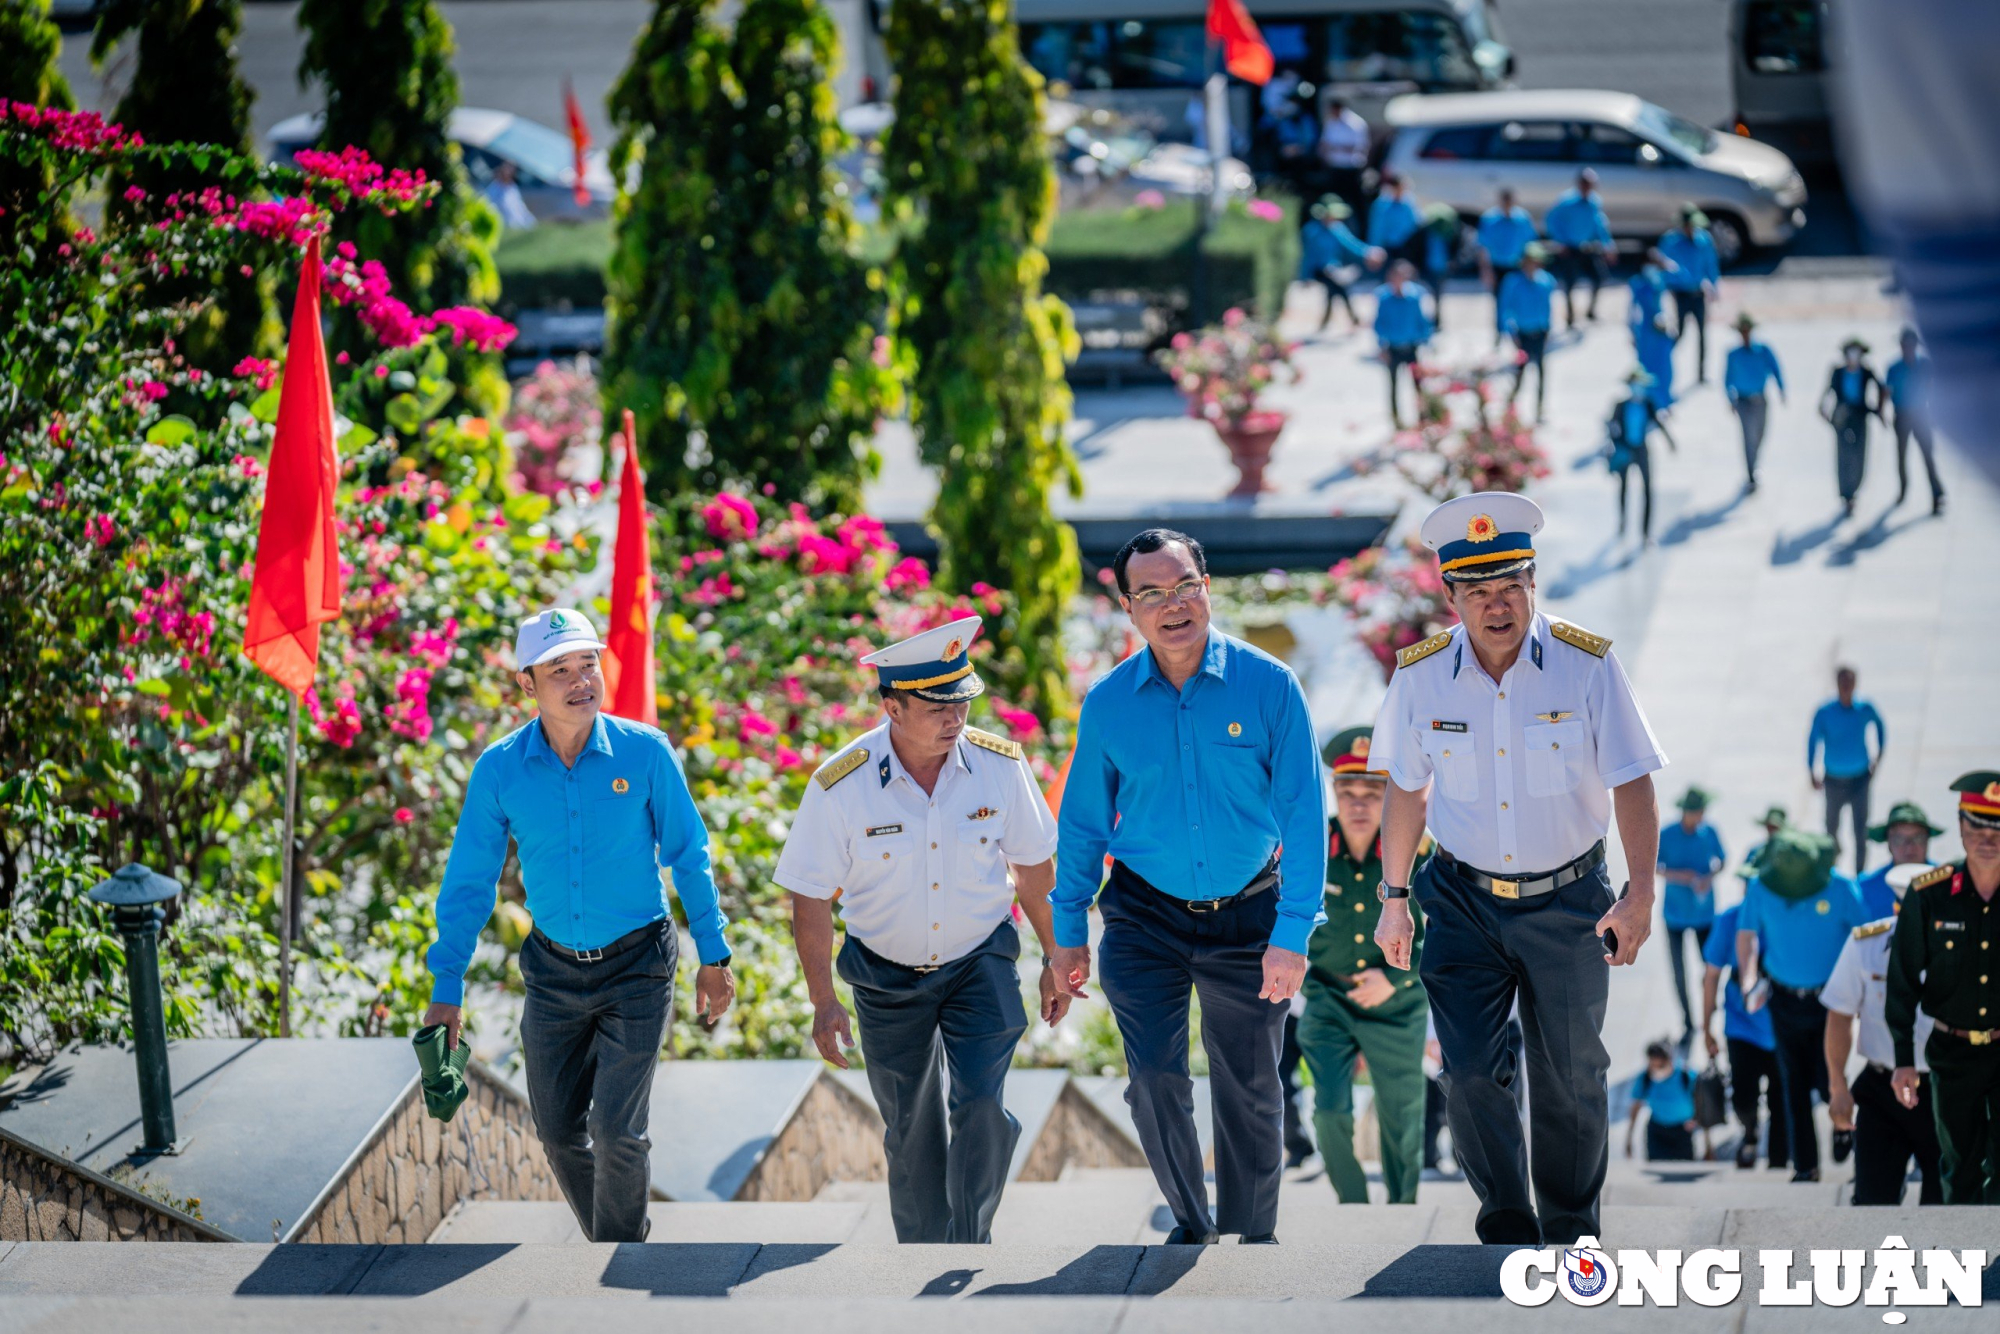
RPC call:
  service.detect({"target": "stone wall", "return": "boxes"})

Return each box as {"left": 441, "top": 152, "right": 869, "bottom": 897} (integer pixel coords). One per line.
{"left": 1016, "top": 1081, "right": 1149, "bottom": 1181}
{"left": 0, "top": 1129, "right": 226, "bottom": 1243}
{"left": 735, "top": 1072, "right": 887, "bottom": 1202}
{"left": 291, "top": 1065, "right": 560, "bottom": 1243}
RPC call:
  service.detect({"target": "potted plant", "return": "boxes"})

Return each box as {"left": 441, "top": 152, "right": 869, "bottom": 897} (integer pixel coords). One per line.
{"left": 1155, "top": 307, "right": 1298, "bottom": 498}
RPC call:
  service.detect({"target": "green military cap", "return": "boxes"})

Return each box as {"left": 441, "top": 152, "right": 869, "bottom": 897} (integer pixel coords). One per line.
{"left": 1750, "top": 825, "right": 1837, "bottom": 901}
{"left": 1679, "top": 203, "right": 1709, "bottom": 227}
{"left": 1755, "top": 804, "right": 1787, "bottom": 828}
{"left": 1312, "top": 194, "right": 1353, "bottom": 221}
{"left": 1626, "top": 366, "right": 1655, "bottom": 386}
{"left": 1868, "top": 800, "right": 1944, "bottom": 841}
{"left": 1842, "top": 336, "right": 1870, "bottom": 354}
{"left": 1523, "top": 241, "right": 1550, "bottom": 264}
{"left": 412, "top": 1023, "right": 472, "bottom": 1122}
{"left": 1423, "top": 201, "right": 1460, "bottom": 234}
{"left": 1733, "top": 311, "right": 1758, "bottom": 332}
{"left": 1323, "top": 725, "right": 1384, "bottom": 778}
{"left": 1676, "top": 786, "right": 1711, "bottom": 812}
{"left": 1951, "top": 770, "right": 2000, "bottom": 829}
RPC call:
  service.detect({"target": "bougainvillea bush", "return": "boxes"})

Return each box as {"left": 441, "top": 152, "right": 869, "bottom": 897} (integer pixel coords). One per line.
{"left": 1371, "top": 360, "right": 1553, "bottom": 500}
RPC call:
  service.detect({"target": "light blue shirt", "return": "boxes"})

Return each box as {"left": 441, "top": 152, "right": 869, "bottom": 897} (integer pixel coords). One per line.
{"left": 1374, "top": 285, "right": 1433, "bottom": 348}
{"left": 1736, "top": 872, "right": 1870, "bottom": 989}
{"left": 1054, "top": 630, "right": 1328, "bottom": 956}
{"left": 1498, "top": 268, "right": 1555, "bottom": 334}
{"left": 1657, "top": 227, "right": 1719, "bottom": 290}
{"left": 427, "top": 713, "right": 730, "bottom": 1004}
{"left": 1658, "top": 820, "right": 1725, "bottom": 928}
{"left": 1619, "top": 397, "right": 1653, "bottom": 447}
{"left": 1545, "top": 189, "right": 1612, "bottom": 249}
{"left": 1808, "top": 698, "right": 1884, "bottom": 780}
{"left": 1884, "top": 354, "right": 1930, "bottom": 412}
{"left": 1631, "top": 1062, "right": 1697, "bottom": 1125}
{"left": 1628, "top": 267, "right": 1668, "bottom": 327}
{"left": 1703, "top": 905, "right": 1774, "bottom": 1049}
{"left": 1477, "top": 206, "right": 1538, "bottom": 267}
{"left": 1368, "top": 194, "right": 1422, "bottom": 249}
{"left": 1300, "top": 218, "right": 1372, "bottom": 278}
{"left": 1724, "top": 343, "right": 1785, "bottom": 400}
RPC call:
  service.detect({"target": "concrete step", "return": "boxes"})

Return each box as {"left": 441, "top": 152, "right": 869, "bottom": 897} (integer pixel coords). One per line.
{"left": 431, "top": 1201, "right": 869, "bottom": 1244}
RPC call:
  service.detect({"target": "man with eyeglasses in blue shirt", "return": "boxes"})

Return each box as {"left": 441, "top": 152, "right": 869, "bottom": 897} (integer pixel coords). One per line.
{"left": 1051, "top": 529, "right": 1327, "bottom": 1245}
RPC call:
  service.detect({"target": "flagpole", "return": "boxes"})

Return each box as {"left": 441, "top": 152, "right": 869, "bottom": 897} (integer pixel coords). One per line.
{"left": 277, "top": 692, "right": 299, "bottom": 1038}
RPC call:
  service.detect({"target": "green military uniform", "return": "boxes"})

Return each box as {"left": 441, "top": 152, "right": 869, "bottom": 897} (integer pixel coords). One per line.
{"left": 1299, "top": 727, "right": 1431, "bottom": 1204}
{"left": 1884, "top": 771, "right": 2000, "bottom": 1204}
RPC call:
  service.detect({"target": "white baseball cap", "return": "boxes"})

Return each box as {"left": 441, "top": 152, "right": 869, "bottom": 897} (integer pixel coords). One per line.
{"left": 514, "top": 608, "right": 609, "bottom": 671}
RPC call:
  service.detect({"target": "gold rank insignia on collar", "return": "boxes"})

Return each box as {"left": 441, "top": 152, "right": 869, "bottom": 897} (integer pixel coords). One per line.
{"left": 963, "top": 727, "right": 1024, "bottom": 760}
{"left": 1548, "top": 620, "right": 1611, "bottom": 658}
{"left": 1853, "top": 920, "right": 1894, "bottom": 939}
{"left": 814, "top": 747, "right": 870, "bottom": 790}
{"left": 1910, "top": 864, "right": 1955, "bottom": 892}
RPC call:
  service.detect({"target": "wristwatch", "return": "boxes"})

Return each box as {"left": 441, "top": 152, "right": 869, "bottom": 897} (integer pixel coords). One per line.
{"left": 712, "top": 954, "right": 734, "bottom": 969}
{"left": 1377, "top": 881, "right": 1410, "bottom": 902}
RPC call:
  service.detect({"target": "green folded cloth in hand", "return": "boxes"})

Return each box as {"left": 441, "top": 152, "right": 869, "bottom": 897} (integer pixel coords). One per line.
{"left": 412, "top": 1023, "right": 472, "bottom": 1123}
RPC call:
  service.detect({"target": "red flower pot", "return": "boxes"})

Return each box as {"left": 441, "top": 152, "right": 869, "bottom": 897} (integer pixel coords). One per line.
{"left": 1214, "top": 410, "right": 1288, "bottom": 499}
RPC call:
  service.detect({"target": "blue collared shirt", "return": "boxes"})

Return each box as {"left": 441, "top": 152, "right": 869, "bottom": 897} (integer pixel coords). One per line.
{"left": 427, "top": 713, "right": 730, "bottom": 1004}
{"left": 1724, "top": 342, "right": 1784, "bottom": 400}
{"left": 1300, "top": 218, "right": 1373, "bottom": 277}
{"left": 1498, "top": 268, "right": 1555, "bottom": 334}
{"left": 1884, "top": 354, "right": 1930, "bottom": 411}
{"left": 1628, "top": 267, "right": 1668, "bottom": 326}
{"left": 1856, "top": 864, "right": 1903, "bottom": 921}
{"left": 1374, "top": 285, "right": 1433, "bottom": 348}
{"left": 1054, "top": 629, "right": 1328, "bottom": 956}
{"left": 1631, "top": 1062, "right": 1697, "bottom": 1125}
{"left": 1658, "top": 820, "right": 1725, "bottom": 928}
{"left": 1657, "top": 228, "right": 1719, "bottom": 290}
{"left": 1478, "top": 206, "right": 1538, "bottom": 267}
{"left": 1545, "top": 190, "right": 1611, "bottom": 249}
{"left": 1703, "top": 905, "right": 1774, "bottom": 1049}
{"left": 1736, "top": 872, "right": 1870, "bottom": 988}
{"left": 1808, "top": 698, "right": 1884, "bottom": 780}
{"left": 1368, "top": 194, "right": 1421, "bottom": 249}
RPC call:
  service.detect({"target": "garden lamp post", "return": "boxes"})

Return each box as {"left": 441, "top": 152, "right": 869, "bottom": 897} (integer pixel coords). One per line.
{"left": 87, "top": 863, "right": 185, "bottom": 1156}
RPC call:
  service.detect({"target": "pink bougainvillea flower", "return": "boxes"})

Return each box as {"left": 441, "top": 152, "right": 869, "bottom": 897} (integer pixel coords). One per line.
{"left": 701, "top": 491, "right": 760, "bottom": 542}
{"left": 393, "top": 807, "right": 415, "bottom": 824}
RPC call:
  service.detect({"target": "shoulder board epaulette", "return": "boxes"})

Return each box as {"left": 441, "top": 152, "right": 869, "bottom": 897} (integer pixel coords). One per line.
{"left": 1909, "top": 864, "right": 1954, "bottom": 892}
{"left": 964, "top": 728, "right": 1025, "bottom": 761}
{"left": 1549, "top": 620, "right": 1611, "bottom": 658}
{"left": 1396, "top": 632, "right": 1452, "bottom": 669}
{"left": 814, "top": 748, "right": 869, "bottom": 790}
{"left": 1853, "top": 919, "right": 1895, "bottom": 940}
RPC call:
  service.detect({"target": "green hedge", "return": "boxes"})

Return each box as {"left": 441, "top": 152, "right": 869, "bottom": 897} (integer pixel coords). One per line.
{"left": 493, "top": 218, "right": 613, "bottom": 312}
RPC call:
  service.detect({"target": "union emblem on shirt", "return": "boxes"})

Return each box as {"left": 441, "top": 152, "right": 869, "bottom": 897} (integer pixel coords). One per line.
{"left": 612, "top": 777, "right": 630, "bottom": 794}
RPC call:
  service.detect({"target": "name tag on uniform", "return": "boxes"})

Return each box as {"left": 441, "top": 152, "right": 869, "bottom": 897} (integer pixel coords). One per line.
{"left": 1937, "top": 920, "right": 1965, "bottom": 932}
{"left": 865, "top": 824, "right": 904, "bottom": 837}
{"left": 1431, "top": 720, "right": 1468, "bottom": 733}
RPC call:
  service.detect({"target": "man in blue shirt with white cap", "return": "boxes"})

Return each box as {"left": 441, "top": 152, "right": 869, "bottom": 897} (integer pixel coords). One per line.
{"left": 425, "top": 608, "right": 736, "bottom": 1243}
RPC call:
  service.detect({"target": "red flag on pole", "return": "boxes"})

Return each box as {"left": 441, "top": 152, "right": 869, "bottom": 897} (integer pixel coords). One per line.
{"left": 1206, "top": 0, "right": 1274, "bottom": 85}
{"left": 563, "top": 76, "right": 593, "bottom": 210}
{"left": 243, "top": 234, "right": 344, "bottom": 697}
{"left": 602, "top": 409, "right": 657, "bottom": 726}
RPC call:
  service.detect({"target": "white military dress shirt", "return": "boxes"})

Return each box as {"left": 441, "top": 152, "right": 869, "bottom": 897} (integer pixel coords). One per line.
{"left": 775, "top": 721, "right": 1059, "bottom": 968}
{"left": 1370, "top": 613, "right": 1667, "bottom": 876}
{"left": 1821, "top": 918, "right": 1933, "bottom": 1071}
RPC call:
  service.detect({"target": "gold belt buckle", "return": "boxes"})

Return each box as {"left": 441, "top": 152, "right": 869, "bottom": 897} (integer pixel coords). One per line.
{"left": 1971, "top": 1030, "right": 1992, "bottom": 1046}
{"left": 1491, "top": 878, "right": 1519, "bottom": 900}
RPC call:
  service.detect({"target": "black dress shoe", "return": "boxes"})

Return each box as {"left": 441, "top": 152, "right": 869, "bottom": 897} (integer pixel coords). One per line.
{"left": 1241, "top": 1234, "right": 1281, "bottom": 1245}
{"left": 1831, "top": 1129, "right": 1853, "bottom": 1164}
{"left": 1735, "top": 1140, "right": 1757, "bottom": 1170}
{"left": 1791, "top": 1168, "right": 1821, "bottom": 1183}
{"left": 1163, "top": 1225, "right": 1219, "bottom": 1245}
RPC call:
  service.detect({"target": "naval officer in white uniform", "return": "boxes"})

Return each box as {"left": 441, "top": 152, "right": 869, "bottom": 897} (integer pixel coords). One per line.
{"left": 778, "top": 617, "right": 1066, "bottom": 1243}
{"left": 1371, "top": 492, "right": 1667, "bottom": 1245}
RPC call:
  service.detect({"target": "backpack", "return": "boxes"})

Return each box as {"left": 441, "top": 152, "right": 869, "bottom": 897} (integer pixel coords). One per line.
{"left": 1694, "top": 1064, "right": 1728, "bottom": 1129}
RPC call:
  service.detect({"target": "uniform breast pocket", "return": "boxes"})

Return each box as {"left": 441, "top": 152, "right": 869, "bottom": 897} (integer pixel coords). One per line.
{"left": 1418, "top": 729, "right": 1480, "bottom": 803}
{"left": 849, "top": 833, "right": 917, "bottom": 886}
{"left": 1522, "top": 719, "right": 1588, "bottom": 798}
{"left": 1204, "top": 742, "right": 1271, "bottom": 797}
{"left": 1927, "top": 921, "right": 1967, "bottom": 983}
{"left": 590, "top": 787, "right": 652, "bottom": 841}
{"left": 957, "top": 821, "right": 1004, "bottom": 874}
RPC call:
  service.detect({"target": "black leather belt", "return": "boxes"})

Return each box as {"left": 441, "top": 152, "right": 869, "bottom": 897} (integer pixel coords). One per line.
{"left": 1436, "top": 840, "right": 1605, "bottom": 900}
{"left": 1935, "top": 1023, "right": 2000, "bottom": 1047}
{"left": 1178, "top": 858, "right": 1280, "bottom": 913}
{"left": 1770, "top": 980, "right": 1823, "bottom": 1001}
{"left": 532, "top": 918, "right": 665, "bottom": 964}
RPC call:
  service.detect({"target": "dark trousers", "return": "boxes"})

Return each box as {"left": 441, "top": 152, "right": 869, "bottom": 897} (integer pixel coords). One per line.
{"left": 1278, "top": 1010, "right": 1313, "bottom": 1161}
{"left": 1488, "top": 262, "right": 1518, "bottom": 334}
{"left": 1617, "top": 443, "right": 1654, "bottom": 538}
{"left": 1393, "top": 234, "right": 1447, "bottom": 330}
{"left": 1734, "top": 394, "right": 1769, "bottom": 483}
{"left": 838, "top": 919, "right": 1028, "bottom": 1243}
{"left": 1670, "top": 288, "right": 1707, "bottom": 376}
{"left": 1832, "top": 405, "right": 1870, "bottom": 502}
{"left": 1423, "top": 1074, "right": 1448, "bottom": 1170}
{"left": 1665, "top": 924, "right": 1712, "bottom": 1035}
{"left": 1893, "top": 410, "right": 1945, "bottom": 505}
{"left": 1313, "top": 267, "right": 1359, "bottom": 328}
{"left": 1924, "top": 1029, "right": 2000, "bottom": 1204}
{"left": 1646, "top": 1119, "right": 1697, "bottom": 1161}
{"left": 1850, "top": 1063, "right": 1942, "bottom": 1205}
{"left": 1098, "top": 861, "right": 1287, "bottom": 1238}
{"left": 1552, "top": 246, "right": 1607, "bottom": 325}
{"left": 1823, "top": 773, "right": 1871, "bottom": 877}
{"left": 1727, "top": 1036, "right": 1787, "bottom": 1165}
{"left": 518, "top": 919, "right": 676, "bottom": 1243}
{"left": 1766, "top": 986, "right": 1831, "bottom": 1174}
{"left": 1386, "top": 345, "right": 1421, "bottom": 426}
{"left": 1415, "top": 852, "right": 1613, "bottom": 1245}
{"left": 1510, "top": 329, "right": 1549, "bottom": 417}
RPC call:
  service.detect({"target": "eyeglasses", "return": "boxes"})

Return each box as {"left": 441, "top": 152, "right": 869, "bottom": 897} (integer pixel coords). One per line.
{"left": 1127, "top": 578, "right": 1208, "bottom": 610}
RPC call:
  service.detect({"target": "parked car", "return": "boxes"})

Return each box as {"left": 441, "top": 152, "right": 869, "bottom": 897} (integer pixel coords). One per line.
{"left": 1381, "top": 89, "right": 1807, "bottom": 266}
{"left": 266, "top": 109, "right": 615, "bottom": 223}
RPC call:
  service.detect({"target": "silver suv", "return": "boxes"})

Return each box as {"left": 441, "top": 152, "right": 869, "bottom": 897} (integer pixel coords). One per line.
{"left": 1380, "top": 89, "right": 1807, "bottom": 266}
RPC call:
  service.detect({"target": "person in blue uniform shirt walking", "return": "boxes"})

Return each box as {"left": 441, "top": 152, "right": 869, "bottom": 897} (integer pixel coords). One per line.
{"left": 1625, "top": 1040, "right": 1701, "bottom": 1161}
{"left": 1629, "top": 250, "right": 1679, "bottom": 411}
{"left": 1884, "top": 326, "right": 1945, "bottom": 515}
{"left": 1723, "top": 313, "right": 1786, "bottom": 492}
{"left": 1546, "top": 169, "right": 1613, "bottom": 328}
{"left": 1609, "top": 369, "right": 1676, "bottom": 543}
{"left": 1657, "top": 205, "right": 1721, "bottom": 384}
{"left": 1659, "top": 786, "right": 1725, "bottom": 1043}
{"left": 1808, "top": 665, "right": 1886, "bottom": 877}
{"left": 1701, "top": 902, "right": 1786, "bottom": 1169}
{"left": 1368, "top": 173, "right": 1423, "bottom": 264}
{"left": 1051, "top": 529, "right": 1327, "bottom": 1245}
{"left": 1371, "top": 492, "right": 1668, "bottom": 1245}
{"left": 1300, "top": 196, "right": 1383, "bottom": 332}
{"left": 1477, "top": 188, "right": 1538, "bottom": 342}
{"left": 1498, "top": 245, "right": 1557, "bottom": 421}
{"left": 1735, "top": 827, "right": 1872, "bottom": 1181}
{"left": 425, "top": 609, "right": 737, "bottom": 1244}
{"left": 1818, "top": 338, "right": 1886, "bottom": 517}
{"left": 1374, "top": 260, "right": 1434, "bottom": 429}
{"left": 1857, "top": 801, "right": 1940, "bottom": 919}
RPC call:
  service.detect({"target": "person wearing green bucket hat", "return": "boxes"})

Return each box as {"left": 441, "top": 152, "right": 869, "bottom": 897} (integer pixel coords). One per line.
{"left": 1735, "top": 826, "right": 1871, "bottom": 1181}
{"left": 1818, "top": 337, "right": 1886, "bottom": 517}
{"left": 1300, "top": 195, "right": 1382, "bottom": 332}
{"left": 1657, "top": 205, "right": 1719, "bottom": 384}
{"left": 1658, "top": 786, "right": 1725, "bottom": 1043}
{"left": 1724, "top": 312, "right": 1786, "bottom": 492}
{"left": 1608, "top": 366, "right": 1676, "bottom": 543}
{"left": 1857, "top": 800, "right": 1943, "bottom": 919}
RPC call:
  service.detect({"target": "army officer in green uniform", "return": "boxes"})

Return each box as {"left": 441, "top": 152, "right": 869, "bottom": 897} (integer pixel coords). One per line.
{"left": 1300, "top": 726, "right": 1432, "bottom": 1203}
{"left": 1887, "top": 770, "right": 2000, "bottom": 1203}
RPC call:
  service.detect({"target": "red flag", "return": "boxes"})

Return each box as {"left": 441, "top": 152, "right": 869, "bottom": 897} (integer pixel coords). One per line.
{"left": 563, "top": 77, "right": 593, "bottom": 209}
{"left": 1206, "top": 0, "right": 1274, "bottom": 85}
{"left": 243, "top": 235, "right": 344, "bottom": 698}
{"left": 601, "top": 409, "right": 657, "bottom": 726}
